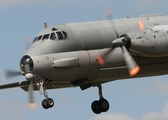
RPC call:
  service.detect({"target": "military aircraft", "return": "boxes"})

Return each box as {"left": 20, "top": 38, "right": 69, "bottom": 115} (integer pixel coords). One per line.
{"left": 2, "top": 10, "right": 168, "bottom": 114}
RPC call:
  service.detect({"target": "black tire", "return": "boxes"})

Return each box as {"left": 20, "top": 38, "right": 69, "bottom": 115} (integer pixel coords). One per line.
{"left": 91, "top": 100, "right": 101, "bottom": 114}
{"left": 42, "top": 99, "right": 49, "bottom": 109}
{"left": 99, "top": 99, "right": 109, "bottom": 112}
{"left": 46, "top": 98, "right": 54, "bottom": 108}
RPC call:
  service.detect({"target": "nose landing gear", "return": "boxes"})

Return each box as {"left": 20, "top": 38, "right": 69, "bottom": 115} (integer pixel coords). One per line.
{"left": 91, "top": 85, "right": 109, "bottom": 114}
{"left": 42, "top": 98, "right": 54, "bottom": 109}
{"left": 36, "top": 78, "right": 54, "bottom": 109}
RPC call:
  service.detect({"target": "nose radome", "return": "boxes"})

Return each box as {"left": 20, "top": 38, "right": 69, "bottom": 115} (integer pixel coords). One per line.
{"left": 20, "top": 55, "right": 34, "bottom": 74}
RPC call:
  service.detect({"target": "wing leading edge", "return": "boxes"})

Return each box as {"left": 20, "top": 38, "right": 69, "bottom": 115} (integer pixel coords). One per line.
{"left": 0, "top": 81, "right": 30, "bottom": 90}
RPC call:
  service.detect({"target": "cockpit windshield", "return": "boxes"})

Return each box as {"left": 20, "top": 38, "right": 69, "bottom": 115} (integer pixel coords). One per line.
{"left": 42, "top": 34, "right": 49, "bottom": 40}
{"left": 62, "top": 31, "right": 68, "bottom": 39}
{"left": 31, "top": 29, "right": 68, "bottom": 44}
{"left": 57, "top": 31, "right": 63, "bottom": 39}
{"left": 32, "top": 37, "right": 37, "bottom": 43}
{"left": 50, "top": 32, "right": 57, "bottom": 40}
{"left": 38, "top": 35, "right": 42, "bottom": 40}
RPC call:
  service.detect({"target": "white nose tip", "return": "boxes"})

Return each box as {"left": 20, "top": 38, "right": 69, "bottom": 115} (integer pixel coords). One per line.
{"left": 25, "top": 73, "right": 34, "bottom": 80}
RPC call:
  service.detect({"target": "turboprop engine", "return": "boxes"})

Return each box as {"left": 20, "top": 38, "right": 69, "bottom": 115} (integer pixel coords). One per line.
{"left": 114, "top": 25, "right": 168, "bottom": 57}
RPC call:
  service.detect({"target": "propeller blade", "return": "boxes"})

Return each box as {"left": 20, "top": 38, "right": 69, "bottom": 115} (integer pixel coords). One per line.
{"left": 121, "top": 46, "right": 140, "bottom": 76}
{"left": 104, "top": 8, "right": 119, "bottom": 38}
{"left": 4, "top": 69, "right": 21, "bottom": 79}
{"left": 28, "top": 81, "right": 37, "bottom": 109}
{"left": 104, "top": 8, "right": 140, "bottom": 76}
{"left": 97, "top": 55, "right": 105, "bottom": 66}
{"left": 138, "top": 19, "right": 145, "bottom": 31}
{"left": 24, "top": 37, "right": 31, "bottom": 49}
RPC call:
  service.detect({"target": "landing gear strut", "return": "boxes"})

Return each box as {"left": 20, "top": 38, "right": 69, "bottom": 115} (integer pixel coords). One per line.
{"left": 36, "top": 78, "right": 54, "bottom": 109}
{"left": 91, "top": 85, "right": 109, "bottom": 114}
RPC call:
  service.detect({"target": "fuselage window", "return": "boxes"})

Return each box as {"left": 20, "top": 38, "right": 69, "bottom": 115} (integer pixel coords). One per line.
{"left": 62, "top": 31, "right": 68, "bottom": 39}
{"left": 42, "top": 34, "right": 49, "bottom": 40}
{"left": 37, "top": 35, "right": 42, "bottom": 41}
{"left": 50, "top": 32, "right": 57, "bottom": 40}
{"left": 56, "top": 32, "right": 63, "bottom": 40}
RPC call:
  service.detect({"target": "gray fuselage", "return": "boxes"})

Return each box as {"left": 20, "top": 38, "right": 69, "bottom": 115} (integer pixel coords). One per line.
{"left": 24, "top": 14, "right": 168, "bottom": 87}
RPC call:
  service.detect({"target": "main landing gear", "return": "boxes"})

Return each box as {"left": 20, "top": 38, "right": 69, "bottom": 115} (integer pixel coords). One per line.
{"left": 36, "top": 79, "right": 54, "bottom": 109}
{"left": 37, "top": 79, "right": 109, "bottom": 113}
{"left": 91, "top": 85, "right": 110, "bottom": 114}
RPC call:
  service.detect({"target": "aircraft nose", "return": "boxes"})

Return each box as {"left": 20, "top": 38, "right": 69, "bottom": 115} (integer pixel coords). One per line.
{"left": 20, "top": 55, "right": 34, "bottom": 74}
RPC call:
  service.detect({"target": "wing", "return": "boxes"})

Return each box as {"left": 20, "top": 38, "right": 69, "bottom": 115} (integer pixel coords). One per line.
{"left": 21, "top": 82, "right": 75, "bottom": 91}
{"left": 0, "top": 80, "right": 75, "bottom": 92}
{"left": 0, "top": 81, "right": 30, "bottom": 90}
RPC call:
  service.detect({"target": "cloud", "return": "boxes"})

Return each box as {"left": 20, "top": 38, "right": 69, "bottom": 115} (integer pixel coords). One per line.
{"left": 90, "top": 102, "right": 168, "bottom": 120}
{"left": 126, "top": 78, "right": 168, "bottom": 95}
{"left": 142, "top": 102, "right": 168, "bottom": 120}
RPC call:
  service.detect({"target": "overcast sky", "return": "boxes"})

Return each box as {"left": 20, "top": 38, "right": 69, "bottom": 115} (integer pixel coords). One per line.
{"left": 1, "top": 0, "right": 168, "bottom": 120}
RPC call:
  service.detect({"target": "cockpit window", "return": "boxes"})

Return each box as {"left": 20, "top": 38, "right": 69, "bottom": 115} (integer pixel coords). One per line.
{"left": 56, "top": 31, "right": 63, "bottom": 40}
{"left": 32, "top": 30, "right": 68, "bottom": 43}
{"left": 32, "top": 37, "right": 37, "bottom": 43}
{"left": 38, "top": 35, "right": 42, "bottom": 41}
{"left": 42, "top": 34, "right": 49, "bottom": 40}
{"left": 62, "top": 31, "right": 68, "bottom": 39}
{"left": 50, "top": 32, "right": 57, "bottom": 40}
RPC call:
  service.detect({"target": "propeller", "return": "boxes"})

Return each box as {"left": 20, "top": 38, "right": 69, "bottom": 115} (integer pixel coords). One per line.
{"left": 24, "top": 37, "right": 31, "bottom": 49}
{"left": 98, "top": 8, "right": 140, "bottom": 76}
{"left": 4, "top": 69, "right": 21, "bottom": 80}
{"left": 5, "top": 69, "right": 37, "bottom": 108}
{"left": 138, "top": 19, "right": 145, "bottom": 31}
{"left": 28, "top": 80, "right": 37, "bottom": 108}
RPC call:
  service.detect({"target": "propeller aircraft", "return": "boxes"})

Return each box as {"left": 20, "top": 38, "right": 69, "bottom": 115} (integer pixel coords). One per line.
{"left": 2, "top": 10, "right": 168, "bottom": 114}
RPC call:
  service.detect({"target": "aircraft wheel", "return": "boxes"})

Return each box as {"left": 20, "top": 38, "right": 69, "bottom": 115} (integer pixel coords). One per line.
{"left": 46, "top": 98, "right": 54, "bottom": 108}
{"left": 42, "top": 99, "right": 49, "bottom": 109}
{"left": 91, "top": 100, "right": 101, "bottom": 114}
{"left": 99, "top": 99, "right": 109, "bottom": 112}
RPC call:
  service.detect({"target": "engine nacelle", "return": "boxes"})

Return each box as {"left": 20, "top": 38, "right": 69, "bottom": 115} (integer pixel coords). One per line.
{"left": 28, "top": 48, "right": 125, "bottom": 83}
{"left": 125, "top": 25, "right": 168, "bottom": 57}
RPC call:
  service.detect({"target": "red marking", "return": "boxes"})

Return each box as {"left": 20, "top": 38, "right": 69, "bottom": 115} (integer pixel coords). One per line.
{"left": 141, "top": 40, "right": 144, "bottom": 43}
{"left": 104, "top": 8, "right": 111, "bottom": 17}
{"left": 97, "top": 55, "right": 105, "bottom": 66}
{"left": 138, "top": 19, "right": 145, "bottom": 30}
{"left": 129, "top": 66, "right": 140, "bottom": 77}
